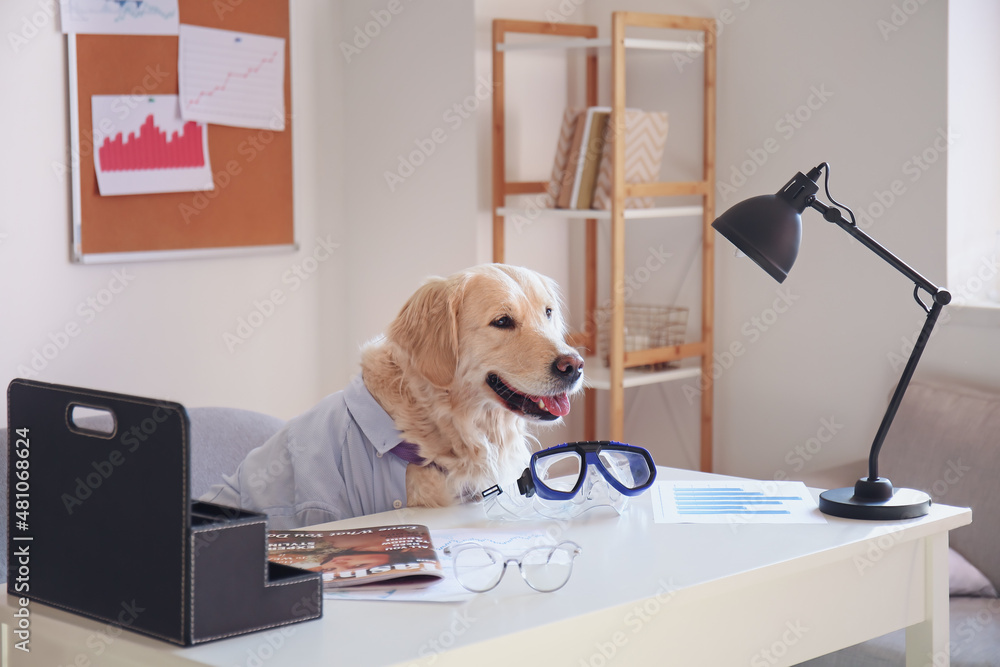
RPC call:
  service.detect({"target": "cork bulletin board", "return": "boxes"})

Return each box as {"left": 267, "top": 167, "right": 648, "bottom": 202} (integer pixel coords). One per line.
{"left": 67, "top": 0, "right": 294, "bottom": 263}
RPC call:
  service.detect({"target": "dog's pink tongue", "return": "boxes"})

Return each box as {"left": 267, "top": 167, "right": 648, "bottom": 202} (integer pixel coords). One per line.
{"left": 539, "top": 392, "right": 571, "bottom": 417}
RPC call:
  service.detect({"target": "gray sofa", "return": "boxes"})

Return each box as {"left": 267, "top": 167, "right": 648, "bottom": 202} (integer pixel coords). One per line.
{"left": 798, "top": 378, "right": 1000, "bottom": 666}
{"left": 0, "top": 405, "right": 285, "bottom": 584}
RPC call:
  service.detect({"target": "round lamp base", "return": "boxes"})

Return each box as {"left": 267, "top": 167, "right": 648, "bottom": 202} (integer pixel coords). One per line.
{"left": 819, "top": 485, "right": 931, "bottom": 521}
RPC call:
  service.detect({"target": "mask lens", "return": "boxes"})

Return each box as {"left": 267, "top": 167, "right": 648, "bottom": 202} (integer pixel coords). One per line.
{"left": 519, "top": 543, "right": 578, "bottom": 592}
{"left": 533, "top": 451, "right": 582, "bottom": 494}
{"left": 598, "top": 448, "right": 652, "bottom": 490}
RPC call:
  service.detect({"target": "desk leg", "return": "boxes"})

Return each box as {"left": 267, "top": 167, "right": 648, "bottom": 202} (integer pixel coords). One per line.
{"left": 906, "top": 532, "right": 950, "bottom": 666}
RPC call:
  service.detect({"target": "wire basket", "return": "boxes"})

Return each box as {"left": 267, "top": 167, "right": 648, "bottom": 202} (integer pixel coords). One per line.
{"left": 596, "top": 304, "right": 689, "bottom": 372}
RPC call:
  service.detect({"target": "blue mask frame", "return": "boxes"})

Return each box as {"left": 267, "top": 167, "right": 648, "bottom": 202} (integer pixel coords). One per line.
{"left": 523, "top": 441, "right": 657, "bottom": 501}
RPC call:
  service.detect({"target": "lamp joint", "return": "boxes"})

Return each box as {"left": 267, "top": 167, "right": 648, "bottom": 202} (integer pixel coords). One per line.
{"left": 854, "top": 476, "right": 894, "bottom": 501}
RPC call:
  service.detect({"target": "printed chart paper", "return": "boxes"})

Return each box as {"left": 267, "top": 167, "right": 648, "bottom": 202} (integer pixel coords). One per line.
{"left": 60, "top": 0, "right": 179, "bottom": 35}
{"left": 178, "top": 24, "right": 286, "bottom": 131}
{"left": 91, "top": 95, "right": 214, "bottom": 196}
{"left": 652, "top": 480, "right": 827, "bottom": 524}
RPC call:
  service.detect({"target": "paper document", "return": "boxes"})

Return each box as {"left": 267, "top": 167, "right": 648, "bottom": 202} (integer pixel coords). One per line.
{"left": 60, "top": 0, "right": 179, "bottom": 35}
{"left": 91, "top": 95, "right": 213, "bottom": 196}
{"left": 652, "top": 480, "right": 827, "bottom": 524}
{"left": 178, "top": 24, "right": 286, "bottom": 130}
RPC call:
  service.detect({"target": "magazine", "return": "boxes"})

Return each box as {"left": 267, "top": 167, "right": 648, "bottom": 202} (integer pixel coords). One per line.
{"left": 267, "top": 524, "right": 443, "bottom": 590}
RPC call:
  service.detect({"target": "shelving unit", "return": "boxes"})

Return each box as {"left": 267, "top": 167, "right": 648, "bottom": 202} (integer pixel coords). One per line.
{"left": 492, "top": 13, "right": 716, "bottom": 471}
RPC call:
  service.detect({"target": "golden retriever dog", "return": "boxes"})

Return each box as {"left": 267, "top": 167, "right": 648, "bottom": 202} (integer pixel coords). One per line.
{"left": 363, "top": 263, "right": 585, "bottom": 508}
{"left": 205, "top": 263, "right": 584, "bottom": 528}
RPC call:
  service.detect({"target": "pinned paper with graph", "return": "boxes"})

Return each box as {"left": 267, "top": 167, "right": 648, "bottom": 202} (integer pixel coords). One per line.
{"left": 60, "top": 0, "right": 180, "bottom": 35}
{"left": 651, "top": 480, "right": 826, "bottom": 524}
{"left": 91, "top": 95, "right": 213, "bottom": 196}
{"left": 178, "top": 24, "right": 286, "bottom": 131}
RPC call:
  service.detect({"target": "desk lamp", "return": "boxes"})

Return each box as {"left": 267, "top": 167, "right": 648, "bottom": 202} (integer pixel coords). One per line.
{"left": 712, "top": 162, "right": 950, "bottom": 520}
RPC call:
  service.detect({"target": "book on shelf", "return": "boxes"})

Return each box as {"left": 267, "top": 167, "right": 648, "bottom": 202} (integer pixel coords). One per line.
{"left": 592, "top": 109, "right": 669, "bottom": 210}
{"left": 556, "top": 106, "right": 611, "bottom": 210}
{"left": 555, "top": 108, "right": 589, "bottom": 208}
{"left": 267, "top": 524, "right": 443, "bottom": 590}
{"left": 567, "top": 107, "right": 611, "bottom": 209}
{"left": 547, "top": 107, "right": 669, "bottom": 211}
{"left": 544, "top": 106, "right": 583, "bottom": 207}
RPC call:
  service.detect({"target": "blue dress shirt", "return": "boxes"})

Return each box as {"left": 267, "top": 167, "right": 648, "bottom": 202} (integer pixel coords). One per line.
{"left": 200, "top": 374, "right": 410, "bottom": 529}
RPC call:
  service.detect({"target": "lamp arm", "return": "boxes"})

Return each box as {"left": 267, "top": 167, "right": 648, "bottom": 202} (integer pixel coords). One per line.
{"left": 865, "top": 298, "right": 944, "bottom": 480}
{"left": 804, "top": 197, "right": 952, "bottom": 483}
{"left": 806, "top": 198, "right": 950, "bottom": 304}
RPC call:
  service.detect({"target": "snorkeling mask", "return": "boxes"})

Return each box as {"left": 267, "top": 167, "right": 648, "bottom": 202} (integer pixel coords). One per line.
{"left": 483, "top": 441, "right": 657, "bottom": 520}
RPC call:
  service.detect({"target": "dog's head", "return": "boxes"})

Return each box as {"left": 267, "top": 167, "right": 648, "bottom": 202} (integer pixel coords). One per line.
{"left": 385, "top": 263, "right": 584, "bottom": 422}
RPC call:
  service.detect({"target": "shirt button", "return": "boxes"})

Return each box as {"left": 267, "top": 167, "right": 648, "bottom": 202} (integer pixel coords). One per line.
{"left": 393, "top": 500, "right": 403, "bottom": 509}
{"left": 376, "top": 451, "right": 383, "bottom": 458}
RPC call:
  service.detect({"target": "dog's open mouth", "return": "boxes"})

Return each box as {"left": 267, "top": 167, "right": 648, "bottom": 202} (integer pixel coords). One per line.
{"left": 486, "top": 374, "right": 571, "bottom": 421}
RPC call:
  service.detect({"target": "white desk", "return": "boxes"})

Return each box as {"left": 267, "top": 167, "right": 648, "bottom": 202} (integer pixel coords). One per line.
{"left": 2, "top": 467, "right": 971, "bottom": 666}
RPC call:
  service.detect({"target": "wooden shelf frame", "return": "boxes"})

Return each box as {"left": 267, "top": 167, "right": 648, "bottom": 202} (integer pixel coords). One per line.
{"left": 496, "top": 204, "right": 704, "bottom": 221}
{"left": 495, "top": 36, "right": 706, "bottom": 53}
{"left": 491, "top": 13, "right": 716, "bottom": 471}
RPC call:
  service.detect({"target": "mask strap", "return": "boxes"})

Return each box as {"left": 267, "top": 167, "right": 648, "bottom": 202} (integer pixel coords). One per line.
{"left": 516, "top": 467, "right": 536, "bottom": 497}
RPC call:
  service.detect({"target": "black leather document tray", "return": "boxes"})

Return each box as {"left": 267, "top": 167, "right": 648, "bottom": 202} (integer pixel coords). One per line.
{"left": 6, "top": 379, "right": 322, "bottom": 646}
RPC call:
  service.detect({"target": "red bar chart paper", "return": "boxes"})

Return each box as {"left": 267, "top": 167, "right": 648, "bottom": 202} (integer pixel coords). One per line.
{"left": 99, "top": 116, "right": 204, "bottom": 171}
{"left": 92, "top": 95, "right": 214, "bottom": 196}
{"left": 178, "top": 24, "right": 286, "bottom": 131}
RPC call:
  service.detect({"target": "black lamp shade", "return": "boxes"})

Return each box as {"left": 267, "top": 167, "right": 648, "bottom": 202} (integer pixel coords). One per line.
{"left": 711, "top": 194, "right": 802, "bottom": 283}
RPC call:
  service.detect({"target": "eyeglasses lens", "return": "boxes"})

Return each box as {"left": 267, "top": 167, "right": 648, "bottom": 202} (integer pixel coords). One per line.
{"left": 520, "top": 545, "right": 576, "bottom": 592}
{"left": 598, "top": 449, "right": 651, "bottom": 489}
{"left": 534, "top": 451, "right": 582, "bottom": 493}
{"left": 452, "top": 546, "right": 504, "bottom": 592}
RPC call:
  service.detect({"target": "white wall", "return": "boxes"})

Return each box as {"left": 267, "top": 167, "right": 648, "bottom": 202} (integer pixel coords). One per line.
{"left": 338, "top": 0, "right": 480, "bottom": 395}
{"left": 476, "top": 0, "right": 997, "bottom": 479}
{"left": 706, "top": 0, "right": 1000, "bottom": 480}
{"left": 0, "top": 0, "right": 345, "bottom": 422}
{"left": 472, "top": 0, "right": 956, "bottom": 479}
{"left": 0, "top": 0, "right": 492, "bottom": 423}
{"left": 929, "top": 0, "right": 1000, "bottom": 395}
{"left": 947, "top": 0, "right": 1000, "bottom": 307}
{"left": 3, "top": 1, "right": 996, "bottom": 485}
{"left": 706, "top": 0, "right": 954, "bottom": 478}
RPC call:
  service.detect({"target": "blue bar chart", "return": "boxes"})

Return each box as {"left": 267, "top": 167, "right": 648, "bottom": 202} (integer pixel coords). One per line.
{"left": 652, "top": 481, "right": 826, "bottom": 524}
{"left": 673, "top": 486, "right": 800, "bottom": 515}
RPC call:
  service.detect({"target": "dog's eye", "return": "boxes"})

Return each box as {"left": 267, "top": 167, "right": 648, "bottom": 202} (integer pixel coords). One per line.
{"left": 545, "top": 307, "right": 553, "bottom": 320}
{"left": 491, "top": 315, "right": 515, "bottom": 329}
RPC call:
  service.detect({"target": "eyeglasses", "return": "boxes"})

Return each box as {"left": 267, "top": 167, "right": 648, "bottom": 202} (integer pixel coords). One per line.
{"left": 442, "top": 541, "right": 582, "bottom": 593}
{"left": 523, "top": 441, "right": 656, "bottom": 501}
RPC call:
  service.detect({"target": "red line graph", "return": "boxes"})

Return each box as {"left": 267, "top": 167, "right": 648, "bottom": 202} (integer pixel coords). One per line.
{"left": 186, "top": 51, "right": 279, "bottom": 107}
{"left": 98, "top": 115, "right": 205, "bottom": 172}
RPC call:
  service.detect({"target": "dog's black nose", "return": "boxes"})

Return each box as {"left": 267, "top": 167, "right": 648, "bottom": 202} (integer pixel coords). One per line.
{"left": 552, "top": 353, "right": 584, "bottom": 382}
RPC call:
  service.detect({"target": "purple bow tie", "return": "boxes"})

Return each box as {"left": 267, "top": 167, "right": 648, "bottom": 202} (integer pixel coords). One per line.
{"left": 389, "top": 441, "right": 427, "bottom": 465}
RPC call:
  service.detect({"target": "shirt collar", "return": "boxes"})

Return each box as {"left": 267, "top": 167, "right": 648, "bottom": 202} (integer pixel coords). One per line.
{"left": 343, "top": 373, "right": 405, "bottom": 455}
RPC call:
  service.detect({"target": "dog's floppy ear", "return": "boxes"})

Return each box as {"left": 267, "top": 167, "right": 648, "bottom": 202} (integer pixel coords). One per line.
{"left": 386, "top": 275, "right": 466, "bottom": 388}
